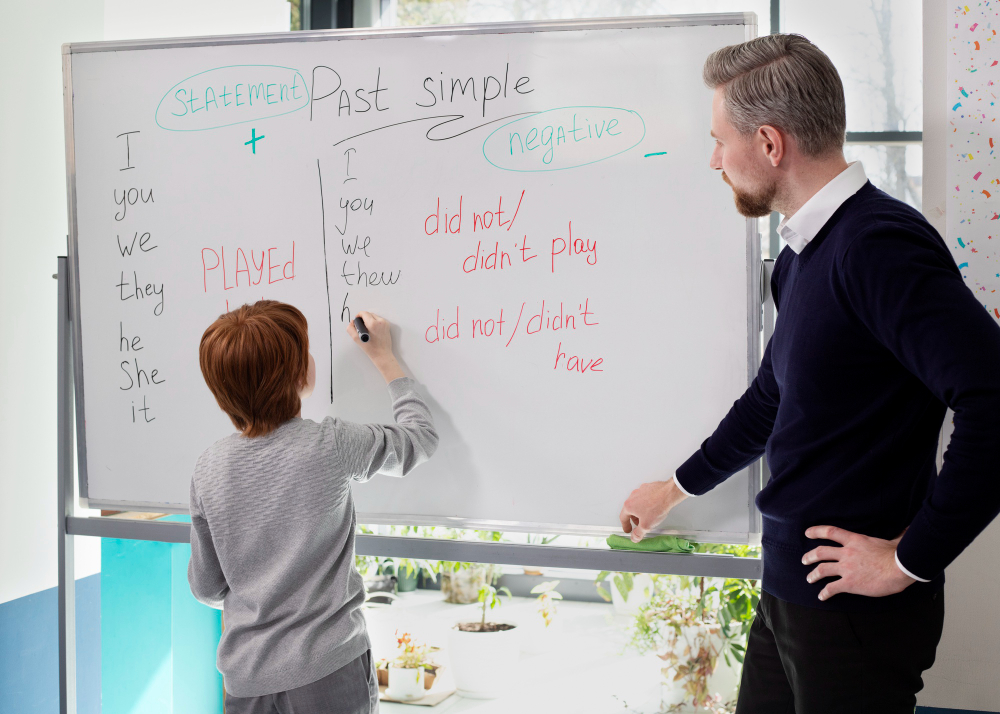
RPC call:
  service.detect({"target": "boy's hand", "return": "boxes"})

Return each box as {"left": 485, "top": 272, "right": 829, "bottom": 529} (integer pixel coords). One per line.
{"left": 345, "top": 311, "right": 406, "bottom": 383}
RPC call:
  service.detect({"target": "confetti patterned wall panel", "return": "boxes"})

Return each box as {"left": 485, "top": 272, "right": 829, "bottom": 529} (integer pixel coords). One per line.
{"left": 949, "top": 3, "right": 1000, "bottom": 322}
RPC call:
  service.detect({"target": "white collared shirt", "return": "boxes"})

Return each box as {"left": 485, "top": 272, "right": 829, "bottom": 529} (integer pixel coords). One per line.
{"left": 670, "top": 160, "right": 931, "bottom": 583}
{"left": 778, "top": 161, "right": 868, "bottom": 254}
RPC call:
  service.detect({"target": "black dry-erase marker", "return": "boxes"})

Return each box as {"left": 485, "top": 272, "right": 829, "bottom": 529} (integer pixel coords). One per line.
{"left": 353, "top": 316, "right": 370, "bottom": 343}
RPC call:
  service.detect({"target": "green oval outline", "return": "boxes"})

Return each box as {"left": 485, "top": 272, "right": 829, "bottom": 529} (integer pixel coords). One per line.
{"left": 482, "top": 106, "right": 646, "bottom": 172}
{"left": 155, "top": 64, "right": 311, "bottom": 132}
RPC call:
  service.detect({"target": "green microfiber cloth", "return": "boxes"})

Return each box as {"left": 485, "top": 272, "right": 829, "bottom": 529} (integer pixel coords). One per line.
{"left": 607, "top": 534, "right": 695, "bottom": 553}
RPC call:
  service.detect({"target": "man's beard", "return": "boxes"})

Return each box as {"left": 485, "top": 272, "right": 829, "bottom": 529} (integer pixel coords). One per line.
{"left": 722, "top": 171, "right": 777, "bottom": 218}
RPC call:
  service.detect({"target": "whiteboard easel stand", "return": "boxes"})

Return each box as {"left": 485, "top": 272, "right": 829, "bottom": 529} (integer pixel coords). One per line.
{"left": 57, "top": 16, "right": 778, "bottom": 708}
{"left": 55, "top": 257, "right": 766, "bottom": 714}
{"left": 57, "top": 256, "right": 77, "bottom": 714}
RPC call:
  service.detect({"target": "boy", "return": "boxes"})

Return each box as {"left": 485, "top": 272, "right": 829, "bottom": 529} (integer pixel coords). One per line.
{"left": 188, "top": 300, "right": 438, "bottom": 713}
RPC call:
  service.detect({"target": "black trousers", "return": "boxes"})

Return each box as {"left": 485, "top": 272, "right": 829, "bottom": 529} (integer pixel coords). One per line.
{"left": 736, "top": 591, "right": 944, "bottom": 714}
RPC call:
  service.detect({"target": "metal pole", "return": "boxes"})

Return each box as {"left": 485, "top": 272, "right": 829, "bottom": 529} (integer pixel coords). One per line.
{"left": 57, "top": 256, "right": 77, "bottom": 714}
{"left": 761, "top": 258, "right": 775, "bottom": 490}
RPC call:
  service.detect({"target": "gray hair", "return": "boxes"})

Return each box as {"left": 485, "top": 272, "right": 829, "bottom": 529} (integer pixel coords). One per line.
{"left": 703, "top": 34, "right": 846, "bottom": 157}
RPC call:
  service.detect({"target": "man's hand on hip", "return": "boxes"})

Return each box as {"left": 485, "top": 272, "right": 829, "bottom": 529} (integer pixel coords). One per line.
{"left": 619, "top": 479, "right": 689, "bottom": 542}
{"left": 802, "top": 525, "right": 915, "bottom": 601}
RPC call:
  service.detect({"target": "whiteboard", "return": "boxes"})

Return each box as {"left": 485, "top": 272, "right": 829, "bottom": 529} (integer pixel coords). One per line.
{"left": 64, "top": 15, "right": 762, "bottom": 543}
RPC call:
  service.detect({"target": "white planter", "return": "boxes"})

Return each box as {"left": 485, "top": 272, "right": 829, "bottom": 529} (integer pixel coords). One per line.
{"left": 385, "top": 665, "right": 425, "bottom": 701}
{"left": 447, "top": 623, "right": 520, "bottom": 699}
{"left": 610, "top": 573, "right": 655, "bottom": 616}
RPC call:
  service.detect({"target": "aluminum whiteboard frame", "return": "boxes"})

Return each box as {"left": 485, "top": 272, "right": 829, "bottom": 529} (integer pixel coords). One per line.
{"left": 62, "top": 14, "right": 763, "bottom": 542}
{"left": 64, "top": 515, "right": 763, "bottom": 579}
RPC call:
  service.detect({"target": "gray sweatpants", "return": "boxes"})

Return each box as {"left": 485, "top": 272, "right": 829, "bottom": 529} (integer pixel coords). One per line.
{"left": 225, "top": 651, "right": 379, "bottom": 714}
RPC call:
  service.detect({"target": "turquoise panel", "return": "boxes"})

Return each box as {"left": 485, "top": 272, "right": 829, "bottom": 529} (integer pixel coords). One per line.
{"left": 169, "top": 527, "right": 223, "bottom": 710}
{"left": 102, "top": 517, "right": 223, "bottom": 714}
{"left": 101, "top": 537, "right": 172, "bottom": 714}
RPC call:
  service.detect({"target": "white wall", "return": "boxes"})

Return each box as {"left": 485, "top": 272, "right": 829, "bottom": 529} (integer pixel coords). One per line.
{"left": 918, "top": 0, "right": 1000, "bottom": 710}
{"left": 0, "top": 0, "right": 105, "bottom": 606}
{"left": 0, "top": 0, "right": 292, "bottom": 608}
{"left": 103, "top": 0, "right": 289, "bottom": 40}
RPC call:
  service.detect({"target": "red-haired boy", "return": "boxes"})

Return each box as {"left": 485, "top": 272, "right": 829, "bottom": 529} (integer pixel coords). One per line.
{"left": 189, "top": 301, "right": 437, "bottom": 713}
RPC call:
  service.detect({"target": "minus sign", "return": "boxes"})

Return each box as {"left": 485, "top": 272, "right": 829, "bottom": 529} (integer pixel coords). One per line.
{"left": 644, "top": 152, "right": 667, "bottom": 157}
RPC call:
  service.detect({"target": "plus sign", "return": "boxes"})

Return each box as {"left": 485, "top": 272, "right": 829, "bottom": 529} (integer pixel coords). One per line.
{"left": 244, "top": 128, "right": 265, "bottom": 154}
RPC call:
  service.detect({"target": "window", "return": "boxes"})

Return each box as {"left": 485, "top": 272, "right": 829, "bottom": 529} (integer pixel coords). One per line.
{"left": 391, "top": 0, "right": 770, "bottom": 30}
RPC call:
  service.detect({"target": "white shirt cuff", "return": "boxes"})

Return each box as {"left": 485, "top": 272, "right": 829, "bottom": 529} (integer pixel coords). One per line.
{"left": 672, "top": 472, "right": 696, "bottom": 497}
{"left": 894, "top": 551, "right": 931, "bottom": 583}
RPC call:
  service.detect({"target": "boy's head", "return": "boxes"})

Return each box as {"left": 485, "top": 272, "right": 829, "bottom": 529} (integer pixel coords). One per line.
{"left": 200, "top": 300, "right": 312, "bottom": 437}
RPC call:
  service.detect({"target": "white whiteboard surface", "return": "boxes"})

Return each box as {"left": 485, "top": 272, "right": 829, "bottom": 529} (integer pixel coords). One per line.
{"left": 65, "top": 16, "right": 761, "bottom": 542}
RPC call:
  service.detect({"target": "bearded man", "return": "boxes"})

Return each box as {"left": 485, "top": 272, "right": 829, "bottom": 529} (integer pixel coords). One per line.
{"left": 619, "top": 34, "right": 1000, "bottom": 713}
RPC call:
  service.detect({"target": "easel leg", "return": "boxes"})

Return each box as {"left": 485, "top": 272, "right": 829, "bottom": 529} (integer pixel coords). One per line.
{"left": 57, "top": 256, "right": 77, "bottom": 714}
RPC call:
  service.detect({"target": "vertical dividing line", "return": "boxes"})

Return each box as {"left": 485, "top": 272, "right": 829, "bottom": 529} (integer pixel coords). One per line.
{"left": 317, "top": 159, "right": 334, "bottom": 403}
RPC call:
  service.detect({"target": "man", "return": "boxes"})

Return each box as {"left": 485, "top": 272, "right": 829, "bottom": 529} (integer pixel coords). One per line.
{"left": 619, "top": 34, "right": 1000, "bottom": 713}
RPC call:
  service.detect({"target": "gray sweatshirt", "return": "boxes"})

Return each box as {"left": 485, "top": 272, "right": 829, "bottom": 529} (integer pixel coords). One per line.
{"left": 188, "top": 377, "right": 438, "bottom": 697}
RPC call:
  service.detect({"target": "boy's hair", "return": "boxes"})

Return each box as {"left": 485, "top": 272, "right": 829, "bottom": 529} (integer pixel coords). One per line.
{"left": 703, "top": 34, "right": 846, "bottom": 157}
{"left": 199, "top": 300, "right": 310, "bottom": 437}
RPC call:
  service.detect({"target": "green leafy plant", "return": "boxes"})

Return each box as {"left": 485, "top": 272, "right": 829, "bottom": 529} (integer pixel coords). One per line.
{"left": 526, "top": 533, "right": 560, "bottom": 545}
{"left": 477, "top": 580, "right": 512, "bottom": 629}
{"left": 531, "top": 580, "right": 562, "bottom": 627}
{"left": 381, "top": 556, "right": 440, "bottom": 582}
{"left": 596, "top": 571, "right": 638, "bottom": 603}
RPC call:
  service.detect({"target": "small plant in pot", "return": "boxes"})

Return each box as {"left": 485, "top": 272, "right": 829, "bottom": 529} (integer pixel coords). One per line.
{"left": 439, "top": 561, "right": 488, "bottom": 603}
{"left": 381, "top": 557, "right": 438, "bottom": 593}
{"left": 384, "top": 631, "right": 439, "bottom": 702}
{"left": 447, "top": 569, "right": 520, "bottom": 699}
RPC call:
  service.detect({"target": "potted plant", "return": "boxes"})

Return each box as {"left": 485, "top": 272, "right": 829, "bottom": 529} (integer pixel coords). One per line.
{"left": 447, "top": 570, "right": 520, "bottom": 698}
{"left": 624, "top": 574, "right": 756, "bottom": 713}
{"left": 384, "top": 631, "right": 440, "bottom": 702}
{"left": 381, "top": 557, "right": 438, "bottom": 593}
{"left": 439, "top": 561, "right": 488, "bottom": 603}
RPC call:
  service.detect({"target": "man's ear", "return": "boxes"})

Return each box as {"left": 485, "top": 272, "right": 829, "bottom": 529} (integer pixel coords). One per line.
{"left": 758, "top": 125, "right": 785, "bottom": 167}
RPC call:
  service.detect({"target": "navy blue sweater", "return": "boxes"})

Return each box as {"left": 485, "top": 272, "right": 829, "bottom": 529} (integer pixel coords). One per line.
{"left": 676, "top": 182, "right": 1000, "bottom": 612}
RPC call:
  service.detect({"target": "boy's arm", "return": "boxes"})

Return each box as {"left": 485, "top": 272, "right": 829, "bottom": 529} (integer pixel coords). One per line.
{"left": 187, "top": 479, "right": 229, "bottom": 610}
{"left": 335, "top": 377, "right": 439, "bottom": 482}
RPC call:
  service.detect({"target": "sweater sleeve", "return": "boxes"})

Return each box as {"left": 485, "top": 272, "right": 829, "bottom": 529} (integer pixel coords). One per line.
{"left": 335, "top": 377, "right": 439, "bottom": 482}
{"left": 187, "top": 478, "right": 229, "bottom": 610}
{"left": 674, "top": 337, "right": 781, "bottom": 495}
{"left": 841, "top": 227, "right": 1000, "bottom": 581}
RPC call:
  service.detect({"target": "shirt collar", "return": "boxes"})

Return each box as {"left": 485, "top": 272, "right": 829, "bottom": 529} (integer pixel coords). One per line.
{"left": 778, "top": 161, "right": 868, "bottom": 254}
